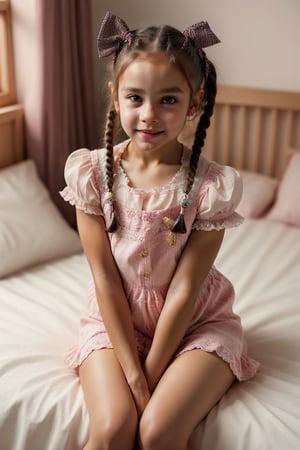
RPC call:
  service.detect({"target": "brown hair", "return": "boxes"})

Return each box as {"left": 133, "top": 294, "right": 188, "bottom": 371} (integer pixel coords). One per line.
{"left": 103, "top": 25, "right": 217, "bottom": 232}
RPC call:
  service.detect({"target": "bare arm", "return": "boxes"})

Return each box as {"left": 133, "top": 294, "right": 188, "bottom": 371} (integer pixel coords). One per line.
{"left": 143, "top": 228, "right": 225, "bottom": 392}
{"left": 76, "top": 209, "right": 150, "bottom": 413}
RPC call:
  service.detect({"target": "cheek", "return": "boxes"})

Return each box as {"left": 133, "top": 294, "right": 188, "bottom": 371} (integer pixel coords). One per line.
{"left": 119, "top": 109, "right": 136, "bottom": 131}
{"left": 168, "top": 110, "right": 188, "bottom": 128}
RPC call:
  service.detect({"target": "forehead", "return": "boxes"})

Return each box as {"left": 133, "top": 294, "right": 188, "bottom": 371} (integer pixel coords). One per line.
{"left": 118, "top": 53, "right": 191, "bottom": 92}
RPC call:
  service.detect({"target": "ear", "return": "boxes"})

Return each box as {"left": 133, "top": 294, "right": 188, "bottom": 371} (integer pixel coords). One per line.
{"left": 108, "top": 81, "right": 120, "bottom": 113}
{"left": 188, "top": 89, "right": 204, "bottom": 115}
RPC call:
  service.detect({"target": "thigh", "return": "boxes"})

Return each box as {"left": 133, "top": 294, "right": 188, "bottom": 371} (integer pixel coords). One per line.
{"left": 79, "top": 349, "right": 138, "bottom": 436}
{"left": 139, "top": 350, "right": 234, "bottom": 448}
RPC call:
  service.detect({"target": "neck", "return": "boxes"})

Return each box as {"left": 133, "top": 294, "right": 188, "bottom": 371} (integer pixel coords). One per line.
{"left": 125, "top": 140, "right": 183, "bottom": 168}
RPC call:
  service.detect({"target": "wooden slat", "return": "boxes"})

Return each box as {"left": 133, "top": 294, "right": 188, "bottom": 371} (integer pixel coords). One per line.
{"left": 217, "top": 85, "right": 300, "bottom": 111}
{"left": 235, "top": 106, "right": 246, "bottom": 168}
{"left": 265, "top": 110, "right": 278, "bottom": 176}
{"left": 178, "top": 84, "right": 300, "bottom": 179}
{"left": 210, "top": 85, "right": 300, "bottom": 178}
{"left": 283, "top": 111, "right": 293, "bottom": 151}
{"left": 275, "top": 111, "right": 293, "bottom": 177}
{"left": 222, "top": 104, "right": 231, "bottom": 164}
{"left": 251, "top": 108, "right": 262, "bottom": 172}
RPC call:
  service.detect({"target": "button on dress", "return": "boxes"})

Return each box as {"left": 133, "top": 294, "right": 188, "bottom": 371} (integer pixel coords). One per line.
{"left": 60, "top": 140, "right": 260, "bottom": 381}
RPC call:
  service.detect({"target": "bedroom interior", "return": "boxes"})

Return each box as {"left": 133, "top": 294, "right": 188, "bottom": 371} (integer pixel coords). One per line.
{"left": 1, "top": 0, "right": 300, "bottom": 449}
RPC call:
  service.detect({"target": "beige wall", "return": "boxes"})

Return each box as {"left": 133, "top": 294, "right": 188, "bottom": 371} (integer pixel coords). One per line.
{"left": 10, "top": 0, "right": 42, "bottom": 128}
{"left": 92, "top": 0, "right": 300, "bottom": 92}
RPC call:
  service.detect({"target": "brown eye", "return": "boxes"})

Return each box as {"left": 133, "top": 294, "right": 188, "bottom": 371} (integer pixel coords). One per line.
{"left": 162, "top": 96, "right": 177, "bottom": 104}
{"left": 128, "top": 95, "right": 142, "bottom": 103}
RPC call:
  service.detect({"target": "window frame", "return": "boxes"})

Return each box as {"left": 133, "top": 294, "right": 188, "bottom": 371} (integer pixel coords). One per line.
{"left": 0, "top": 0, "right": 16, "bottom": 107}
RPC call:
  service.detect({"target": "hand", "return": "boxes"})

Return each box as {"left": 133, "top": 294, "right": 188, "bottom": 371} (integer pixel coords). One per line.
{"left": 127, "top": 370, "right": 151, "bottom": 417}
{"left": 143, "top": 356, "right": 163, "bottom": 394}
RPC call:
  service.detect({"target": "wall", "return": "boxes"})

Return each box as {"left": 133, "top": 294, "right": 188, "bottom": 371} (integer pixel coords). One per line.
{"left": 92, "top": 0, "right": 300, "bottom": 92}
{"left": 10, "top": 0, "right": 42, "bottom": 147}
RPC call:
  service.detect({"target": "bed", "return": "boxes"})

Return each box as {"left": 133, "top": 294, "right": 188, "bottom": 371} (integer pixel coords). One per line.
{"left": 1, "top": 85, "right": 300, "bottom": 450}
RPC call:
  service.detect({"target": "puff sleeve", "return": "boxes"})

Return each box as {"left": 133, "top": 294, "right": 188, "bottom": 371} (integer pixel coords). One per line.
{"left": 60, "top": 149, "right": 103, "bottom": 215}
{"left": 193, "top": 163, "right": 244, "bottom": 231}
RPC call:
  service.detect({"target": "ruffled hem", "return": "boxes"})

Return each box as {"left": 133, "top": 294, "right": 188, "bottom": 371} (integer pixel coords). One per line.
{"left": 177, "top": 341, "right": 260, "bottom": 381}
{"left": 192, "top": 212, "right": 244, "bottom": 231}
{"left": 60, "top": 187, "right": 103, "bottom": 216}
{"left": 65, "top": 336, "right": 113, "bottom": 369}
{"left": 66, "top": 334, "right": 260, "bottom": 382}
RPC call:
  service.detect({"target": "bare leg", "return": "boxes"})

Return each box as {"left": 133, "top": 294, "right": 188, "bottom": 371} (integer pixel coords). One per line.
{"left": 138, "top": 349, "right": 235, "bottom": 450}
{"left": 79, "top": 349, "right": 138, "bottom": 450}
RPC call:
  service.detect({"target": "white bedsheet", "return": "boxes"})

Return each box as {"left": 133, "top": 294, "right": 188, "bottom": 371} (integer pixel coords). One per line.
{"left": 0, "top": 218, "right": 300, "bottom": 450}
{"left": 0, "top": 255, "right": 90, "bottom": 450}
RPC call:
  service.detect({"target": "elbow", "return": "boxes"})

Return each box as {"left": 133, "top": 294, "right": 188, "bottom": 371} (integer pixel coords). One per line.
{"left": 93, "top": 271, "right": 121, "bottom": 297}
{"left": 167, "top": 278, "right": 198, "bottom": 308}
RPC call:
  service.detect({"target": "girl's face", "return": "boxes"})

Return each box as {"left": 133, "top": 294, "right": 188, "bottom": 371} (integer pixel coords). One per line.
{"left": 113, "top": 53, "right": 201, "bottom": 157}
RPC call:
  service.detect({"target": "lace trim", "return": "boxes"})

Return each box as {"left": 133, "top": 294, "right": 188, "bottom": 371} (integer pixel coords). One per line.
{"left": 88, "top": 143, "right": 225, "bottom": 210}
{"left": 60, "top": 187, "right": 103, "bottom": 216}
{"left": 177, "top": 340, "right": 260, "bottom": 381}
{"left": 116, "top": 146, "right": 188, "bottom": 195}
{"left": 193, "top": 212, "right": 244, "bottom": 231}
{"left": 65, "top": 335, "right": 113, "bottom": 369}
{"left": 90, "top": 149, "right": 107, "bottom": 192}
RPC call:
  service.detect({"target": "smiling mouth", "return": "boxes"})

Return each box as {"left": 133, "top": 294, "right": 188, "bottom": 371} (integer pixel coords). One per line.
{"left": 137, "top": 129, "right": 163, "bottom": 136}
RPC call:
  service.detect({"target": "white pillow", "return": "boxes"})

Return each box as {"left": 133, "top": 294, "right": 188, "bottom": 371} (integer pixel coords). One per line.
{"left": 0, "top": 159, "right": 82, "bottom": 278}
{"left": 267, "top": 151, "right": 300, "bottom": 227}
{"left": 236, "top": 170, "right": 279, "bottom": 218}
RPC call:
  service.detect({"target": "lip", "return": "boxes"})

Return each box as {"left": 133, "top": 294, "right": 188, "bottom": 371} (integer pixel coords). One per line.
{"left": 137, "top": 129, "right": 164, "bottom": 138}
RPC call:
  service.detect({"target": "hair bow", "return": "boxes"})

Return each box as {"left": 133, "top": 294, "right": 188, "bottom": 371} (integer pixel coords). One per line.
{"left": 183, "top": 21, "right": 220, "bottom": 51}
{"left": 97, "top": 12, "right": 133, "bottom": 58}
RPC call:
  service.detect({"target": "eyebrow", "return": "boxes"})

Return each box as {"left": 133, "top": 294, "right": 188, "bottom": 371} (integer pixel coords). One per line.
{"left": 121, "top": 86, "right": 185, "bottom": 94}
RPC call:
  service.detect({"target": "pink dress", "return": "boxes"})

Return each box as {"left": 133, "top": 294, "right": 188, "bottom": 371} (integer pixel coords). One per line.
{"left": 61, "top": 140, "right": 259, "bottom": 381}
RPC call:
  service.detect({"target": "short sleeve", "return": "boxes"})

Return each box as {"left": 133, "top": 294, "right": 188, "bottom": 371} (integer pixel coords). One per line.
{"left": 193, "top": 163, "right": 244, "bottom": 231}
{"left": 60, "top": 149, "right": 103, "bottom": 215}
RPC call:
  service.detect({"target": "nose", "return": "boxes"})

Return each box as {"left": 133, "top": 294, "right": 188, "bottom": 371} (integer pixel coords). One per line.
{"left": 140, "top": 101, "right": 158, "bottom": 124}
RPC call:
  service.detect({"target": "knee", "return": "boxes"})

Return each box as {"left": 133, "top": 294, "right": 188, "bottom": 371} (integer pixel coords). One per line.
{"left": 88, "top": 413, "right": 137, "bottom": 450}
{"left": 138, "top": 411, "right": 183, "bottom": 450}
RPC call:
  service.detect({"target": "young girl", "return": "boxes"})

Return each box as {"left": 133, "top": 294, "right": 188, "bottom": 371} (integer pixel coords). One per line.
{"left": 61, "top": 11, "right": 259, "bottom": 450}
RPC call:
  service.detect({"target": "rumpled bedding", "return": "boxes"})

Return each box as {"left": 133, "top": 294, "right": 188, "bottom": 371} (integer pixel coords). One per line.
{"left": 0, "top": 219, "right": 299, "bottom": 450}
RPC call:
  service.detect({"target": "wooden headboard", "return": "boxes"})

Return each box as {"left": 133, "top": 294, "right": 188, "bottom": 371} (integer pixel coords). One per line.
{"left": 180, "top": 85, "right": 300, "bottom": 179}
{"left": 1, "top": 85, "right": 300, "bottom": 178}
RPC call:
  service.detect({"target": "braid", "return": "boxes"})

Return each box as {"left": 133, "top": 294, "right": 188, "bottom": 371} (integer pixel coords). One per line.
{"left": 104, "top": 109, "right": 118, "bottom": 232}
{"left": 171, "top": 56, "right": 217, "bottom": 234}
{"left": 104, "top": 109, "right": 115, "bottom": 191}
{"left": 185, "top": 56, "right": 217, "bottom": 197}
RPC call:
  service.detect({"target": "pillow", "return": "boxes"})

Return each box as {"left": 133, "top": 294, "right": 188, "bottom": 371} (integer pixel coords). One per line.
{"left": 0, "top": 159, "right": 82, "bottom": 278}
{"left": 236, "top": 170, "right": 279, "bottom": 218}
{"left": 267, "top": 151, "right": 300, "bottom": 226}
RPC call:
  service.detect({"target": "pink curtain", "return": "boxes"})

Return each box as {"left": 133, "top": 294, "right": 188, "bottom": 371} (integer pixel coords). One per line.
{"left": 33, "top": 0, "right": 97, "bottom": 226}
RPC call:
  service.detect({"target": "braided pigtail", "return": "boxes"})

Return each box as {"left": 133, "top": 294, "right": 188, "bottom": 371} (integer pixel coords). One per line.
{"left": 104, "top": 109, "right": 118, "bottom": 232}
{"left": 186, "top": 56, "right": 217, "bottom": 194}
{"left": 171, "top": 54, "right": 217, "bottom": 234}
